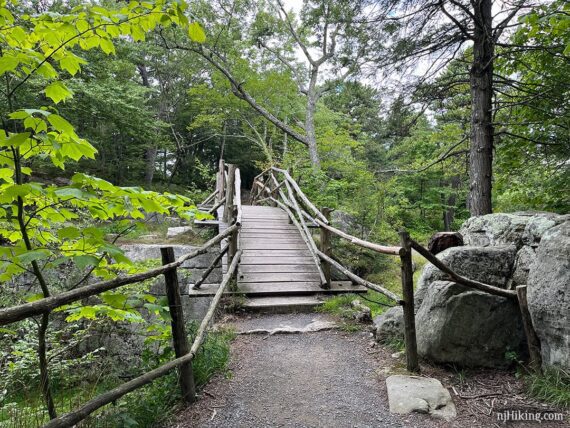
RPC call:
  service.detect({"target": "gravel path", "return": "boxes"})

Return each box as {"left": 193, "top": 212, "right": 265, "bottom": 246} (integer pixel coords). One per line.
{"left": 168, "top": 314, "right": 568, "bottom": 428}
{"left": 169, "top": 314, "right": 429, "bottom": 428}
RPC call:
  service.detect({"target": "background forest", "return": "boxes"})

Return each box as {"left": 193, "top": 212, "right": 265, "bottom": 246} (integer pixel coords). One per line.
{"left": 4, "top": 0, "right": 568, "bottom": 242}
{"left": 0, "top": 0, "right": 568, "bottom": 426}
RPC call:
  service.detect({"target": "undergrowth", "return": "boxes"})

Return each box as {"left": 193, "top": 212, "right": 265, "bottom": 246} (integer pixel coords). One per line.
{"left": 0, "top": 326, "right": 236, "bottom": 428}
{"left": 524, "top": 367, "right": 570, "bottom": 408}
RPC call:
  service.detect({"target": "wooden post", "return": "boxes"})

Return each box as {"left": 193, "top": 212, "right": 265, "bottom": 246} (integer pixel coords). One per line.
{"left": 319, "top": 207, "right": 333, "bottom": 289}
{"left": 216, "top": 159, "right": 225, "bottom": 203}
{"left": 516, "top": 285, "right": 542, "bottom": 371}
{"left": 399, "top": 230, "right": 420, "bottom": 373}
{"left": 160, "top": 247, "right": 196, "bottom": 403}
{"left": 223, "top": 164, "right": 236, "bottom": 223}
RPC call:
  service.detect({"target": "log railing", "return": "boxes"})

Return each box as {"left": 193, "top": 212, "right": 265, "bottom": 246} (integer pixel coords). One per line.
{"left": 0, "top": 163, "right": 243, "bottom": 427}
{"left": 251, "top": 166, "right": 520, "bottom": 373}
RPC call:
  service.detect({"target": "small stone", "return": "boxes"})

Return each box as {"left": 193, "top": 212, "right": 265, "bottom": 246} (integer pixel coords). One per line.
{"left": 391, "top": 352, "right": 403, "bottom": 359}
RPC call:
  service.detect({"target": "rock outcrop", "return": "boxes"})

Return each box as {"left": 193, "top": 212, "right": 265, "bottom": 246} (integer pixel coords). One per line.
{"left": 460, "top": 212, "right": 568, "bottom": 248}
{"left": 415, "top": 245, "right": 517, "bottom": 308}
{"left": 376, "top": 212, "right": 569, "bottom": 370}
{"left": 527, "top": 222, "right": 570, "bottom": 370}
{"left": 416, "top": 281, "right": 526, "bottom": 368}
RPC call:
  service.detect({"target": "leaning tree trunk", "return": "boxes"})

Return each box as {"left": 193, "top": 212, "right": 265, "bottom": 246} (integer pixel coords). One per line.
{"left": 305, "top": 69, "right": 321, "bottom": 168}
{"left": 469, "top": 0, "right": 494, "bottom": 216}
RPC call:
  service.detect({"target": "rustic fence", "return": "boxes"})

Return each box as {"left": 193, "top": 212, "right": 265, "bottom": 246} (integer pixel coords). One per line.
{"left": 0, "top": 164, "right": 242, "bottom": 427}
{"left": 250, "top": 167, "right": 535, "bottom": 373}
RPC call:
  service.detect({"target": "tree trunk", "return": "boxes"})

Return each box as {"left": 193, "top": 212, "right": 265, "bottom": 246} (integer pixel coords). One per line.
{"left": 144, "top": 147, "right": 157, "bottom": 188}
{"left": 305, "top": 69, "right": 321, "bottom": 168}
{"left": 443, "top": 175, "right": 461, "bottom": 231}
{"left": 469, "top": 0, "right": 494, "bottom": 216}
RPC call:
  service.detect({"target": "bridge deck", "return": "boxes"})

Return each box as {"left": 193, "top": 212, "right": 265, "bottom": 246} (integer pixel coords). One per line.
{"left": 189, "top": 205, "right": 365, "bottom": 303}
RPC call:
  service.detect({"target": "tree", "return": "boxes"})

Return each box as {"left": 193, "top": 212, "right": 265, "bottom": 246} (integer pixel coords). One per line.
{"left": 374, "top": 0, "right": 536, "bottom": 215}
{"left": 161, "top": 0, "right": 376, "bottom": 168}
{"left": 0, "top": 0, "right": 204, "bottom": 417}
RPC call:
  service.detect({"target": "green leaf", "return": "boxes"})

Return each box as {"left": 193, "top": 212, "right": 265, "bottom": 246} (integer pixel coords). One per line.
{"left": 45, "top": 81, "right": 73, "bottom": 104}
{"left": 188, "top": 22, "right": 206, "bottom": 43}
{"left": 17, "top": 249, "right": 51, "bottom": 265}
{"left": 100, "top": 292, "right": 128, "bottom": 309}
{"left": 73, "top": 255, "right": 100, "bottom": 269}
{"left": 47, "top": 114, "right": 74, "bottom": 134}
{"left": 99, "top": 38, "right": 115, "bottom": 54}
{"left": 54, "top": 187, "right": 85, "bottom": 199}
{"left": 1, "top": 132, "right": 30, "bottom": 147}
{"left": 0, "top": 56, "right": 19, "bottom": 75}
{"left": 0, "top": 168, "right": 14, "bottom": 183}
{"left": 57, "top": 226, "right": 81, "bottom": 239}
{"left": 66, "top": 305, "right": 98, "bottom": 322}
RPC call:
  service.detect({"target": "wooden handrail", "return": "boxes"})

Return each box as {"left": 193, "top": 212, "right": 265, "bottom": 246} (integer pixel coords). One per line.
{"left": 234, "top": 168, "right": 242, "bottom": 225}
{"left": 270, "top": 167, "right": 329, "bottom": 224}
{"left": 315, "top": 219, "right": 403, "bottom": 256}
{"left": 316, "top": 250, "right": 400, "bottom": 302}
{"left": 0, "top": 224, "right": 239, "bottom": 326}
{"left": 43, "top": 250, "right": 242, "bottom": 428}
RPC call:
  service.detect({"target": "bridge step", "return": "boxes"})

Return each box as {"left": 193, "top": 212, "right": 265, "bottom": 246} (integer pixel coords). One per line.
{"left": 243, "top": 296, "right": 324, "bottom": 314}
{"left": 188, "top": 281, "right": 366, "bottom": 297}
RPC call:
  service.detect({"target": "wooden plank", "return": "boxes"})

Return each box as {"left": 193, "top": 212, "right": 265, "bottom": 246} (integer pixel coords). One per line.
{"left": 240, "top": 256, "right": 315, "bottom": 265}
{"left": 240, "top": 242, "right": 308, "bottom": 250}
{"left": 239, "top": 264, "right": 319, "bottom": 273}
{"left": 241, "top": 250, "right": 312, "bottom": 257}
{"left": 239, "top": 272, "right": 321, "bottom": 283}
{"left": 240, "top": 237, "right": 304, "bottom": 244}
{"left": 237, "top": 281, "right": 365, "bottom": 296}
{"left": 241, "top": 224, "right": 297, "bottom": 230}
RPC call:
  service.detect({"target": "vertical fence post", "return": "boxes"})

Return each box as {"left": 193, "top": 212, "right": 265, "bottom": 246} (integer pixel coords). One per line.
{"left": 160, "top": 247, "right": 196, "bottom": 403}
{"left": 216, "top": 159, "right": 225, "bottom": 203}
{"left": 398, "top": 230, "right": 420, "bottom": 373}
{"left": 224, "top": 164, "right": 236, "bottom": 223}
{"left": 319, "top": 207, "right": 333, "bottom": 289}
{"left": 516, "top": 285, "right": 542, "bottom": 371}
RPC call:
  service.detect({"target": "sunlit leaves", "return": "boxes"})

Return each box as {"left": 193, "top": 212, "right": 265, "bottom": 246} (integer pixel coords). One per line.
{"left": 188, "top": 22, "right": 206, "bottom": 43}
{"left": 45, "top": 81, "right": 73, "bottom": 103}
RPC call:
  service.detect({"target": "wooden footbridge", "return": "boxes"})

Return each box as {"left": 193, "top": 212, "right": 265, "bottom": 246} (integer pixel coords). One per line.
{"left": 0, "top": 160, "right": 522, "bottom": 427}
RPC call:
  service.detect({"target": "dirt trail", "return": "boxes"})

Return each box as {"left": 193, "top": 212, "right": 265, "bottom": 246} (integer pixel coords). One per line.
{"left": 168, "top": 314, "right": 566, "bottom": 428}
{"left": 169, "top": 314, "right": 430, "bottom": 428}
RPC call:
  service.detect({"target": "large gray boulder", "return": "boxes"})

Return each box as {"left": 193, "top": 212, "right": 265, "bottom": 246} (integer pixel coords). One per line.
{"left": 527, "top": 221, "right": 570, "bottom": 370}
{"left": 416, "top": 281, "right": 526, "bottom": 368}
{"left": 415, "top": 245, "right": 517, "bottom": 308}
{"left": 460, "top": 212, "right": 568, "bottom": 249}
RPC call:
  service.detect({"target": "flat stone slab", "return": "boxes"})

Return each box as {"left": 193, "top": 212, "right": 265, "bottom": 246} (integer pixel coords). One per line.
{"left": 166, "top": 226, "right": 193, "bottom": 237}
{"left": 238, "top": 319, "right": 337, "bottom": 335}
{"left": 386, "top": 375, "right": 456, "bottom": 421}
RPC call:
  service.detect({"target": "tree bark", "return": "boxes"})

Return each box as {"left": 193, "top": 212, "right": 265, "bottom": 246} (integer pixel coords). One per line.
{"left": 469, "top": 0, "right": 494, "bottom": 216}
{"left": 305, "top": 69, "right": 321, "bottom": 168}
